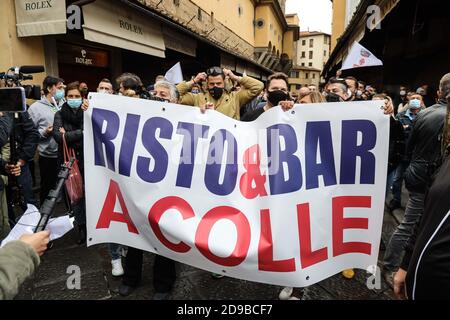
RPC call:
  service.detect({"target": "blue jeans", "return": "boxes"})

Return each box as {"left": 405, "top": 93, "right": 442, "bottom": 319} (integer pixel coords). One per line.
{"left": 383, "top": 192, "right": 425, "bottom": 271}
{"left": 109, "top": 243, "right": 124, "bottom": 260}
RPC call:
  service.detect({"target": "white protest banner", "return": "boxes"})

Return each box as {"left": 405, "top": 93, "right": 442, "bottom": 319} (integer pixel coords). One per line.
{"left": 84, "top": 94, "right": 389, "bottom": 287}
{"left": 342, "top": 42, "right": 383, "bottom": 71}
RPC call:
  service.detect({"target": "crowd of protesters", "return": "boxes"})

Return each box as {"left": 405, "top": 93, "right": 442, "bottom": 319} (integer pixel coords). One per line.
{"left": 0, "top": 66, "right": 449, "bottom": 300}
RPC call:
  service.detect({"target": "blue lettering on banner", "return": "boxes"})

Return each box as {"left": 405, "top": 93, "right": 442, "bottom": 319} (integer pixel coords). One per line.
{"left": 90, "top": 107, "right": 380, "bottom": 195}
{"left": 176, "top": 122, "right": 210, "bottom": 188}
{"left": 92, "top": 109, "right": 120, "bottom": 172}
{"left": 305, "top": 121, "right": 337, "bottom": 189}
{"left": 340, "top": 120, "right": 377, "bottom": 185}
{"left": 119, "top": 114, "right": 141, "bottom": 177}
{"left": 137, "top": 117, "right": 173, "bottom": 183}
{"left": 205, "top": 129, "right": 238, "bottom": 196}
{"left": 267, "top": 124, "right": 302, "bottom": 195}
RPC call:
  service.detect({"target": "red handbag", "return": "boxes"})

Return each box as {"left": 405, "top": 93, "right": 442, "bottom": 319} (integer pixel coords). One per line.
{"left": 63, "top": 134, "right": 84, "bottom": 205}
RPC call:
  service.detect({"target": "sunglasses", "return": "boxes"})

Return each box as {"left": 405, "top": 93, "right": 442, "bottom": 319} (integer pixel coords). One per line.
{"left": 206, "top": 67, "right": 223, "bottom": 76}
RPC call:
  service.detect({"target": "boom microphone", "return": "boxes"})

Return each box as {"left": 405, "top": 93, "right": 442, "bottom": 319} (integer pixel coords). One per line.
{"left": 19, "top": 65, "right": 45, "bottom": 74}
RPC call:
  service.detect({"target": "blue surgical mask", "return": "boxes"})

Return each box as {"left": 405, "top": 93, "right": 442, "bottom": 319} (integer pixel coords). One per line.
{"left": 67, "top": 98, "right": 82, "bottom": 109}
{"left": 409, "top": 99, "right": 421, "bottom": 109}
{"left": 54, "top": 89, "right": 65, "bottom": 101}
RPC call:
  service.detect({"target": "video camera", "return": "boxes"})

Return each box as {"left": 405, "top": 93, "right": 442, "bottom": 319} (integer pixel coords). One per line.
{"left": 0, "top": 65, "right": 45, "bottom": 111}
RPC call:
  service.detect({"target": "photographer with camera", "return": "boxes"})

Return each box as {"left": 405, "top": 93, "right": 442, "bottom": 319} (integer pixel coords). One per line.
{"left": 0, "top": 77, "right": 50, "bottom": 300}
{"left": 28, "top": 76, "right": 65, "bottom": 206}
{"left": 0, "top": 111, "right": 21, "bottom": 239}
{"left": 2, "top": 69, "right": 40, "bottom": 215}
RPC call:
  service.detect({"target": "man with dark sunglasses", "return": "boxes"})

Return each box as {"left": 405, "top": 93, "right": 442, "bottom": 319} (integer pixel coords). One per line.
{"left": 176, "top": 66, "right": 264, "bottom": 120}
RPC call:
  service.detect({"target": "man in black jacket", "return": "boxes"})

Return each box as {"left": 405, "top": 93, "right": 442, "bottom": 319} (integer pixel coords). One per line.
{"left": 4, "top": 111, "right": 40, "bottom": 222}
{"left": 1, "top": 80, "right": 40, "bottom": 212}
{"left": 0, "top": 112, "right": 22, "bottom": 237}
{"left": 394, "top": 92, "right": 450, "bottom": 299}
{"left": 383, "top": 73, "right": 450, "bottom": 287}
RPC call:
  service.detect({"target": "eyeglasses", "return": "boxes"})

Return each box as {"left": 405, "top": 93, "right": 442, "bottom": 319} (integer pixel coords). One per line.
{"left": 206, "top": 67, "right": 223, "bottom": 76}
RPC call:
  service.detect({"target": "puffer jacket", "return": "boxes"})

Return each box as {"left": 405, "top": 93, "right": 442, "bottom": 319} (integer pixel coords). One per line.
{"left": 53, "top": 104, "right": 84, "bottom": 173}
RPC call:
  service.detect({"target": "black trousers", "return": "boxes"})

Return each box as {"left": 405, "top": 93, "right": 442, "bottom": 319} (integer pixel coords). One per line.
{"left": 38, "top": 156, "right": 58, "bottom": 205}
{"left": 122, "top": 247, "right": 176, "bottom": 293}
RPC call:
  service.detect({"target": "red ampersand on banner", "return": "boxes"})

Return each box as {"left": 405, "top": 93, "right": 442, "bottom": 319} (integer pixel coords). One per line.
{"left": 239, "top": 144, "right": 268, "bottom": 199}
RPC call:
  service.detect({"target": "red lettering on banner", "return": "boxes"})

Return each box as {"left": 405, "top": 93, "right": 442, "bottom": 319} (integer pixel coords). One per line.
{"left": 96, "top": 180, "right": 139, "bottom": 234}
{"left": 195, "top": 206, "right": 251, "bottom": 267}
{"left": 148, "top": 196, "right": 194, "bottom": 253}
{"left": 258, "top": 209, "right": 296, "bottom": 272}
{"left": 332, "top": 196, "right": 372, "bottom": 257}
{"left": 239, "top": 144, "right": 268, "bottom": 199}
{"left": 297, "top": 203, "right": 329, "bottom": 268}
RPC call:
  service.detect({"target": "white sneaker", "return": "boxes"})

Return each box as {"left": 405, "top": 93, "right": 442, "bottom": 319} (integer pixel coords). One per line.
{"left": 111, "top": 259, "right": 124, "bottom": 277}
{"left": 288, "top": 296, "right": 300, "bottom": 300}
{"left": 279, "top": 287, "right": 293, "bottom": 300}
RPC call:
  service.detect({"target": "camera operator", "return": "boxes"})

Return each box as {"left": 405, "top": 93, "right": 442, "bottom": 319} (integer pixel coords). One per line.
{"left": 28, "top": 76, "right": 65, "bottom": 206}
{"left": 0, "top": 82, "right": 21, "bottom": 238}
{"left": 0, "top": 83, "right": 49, "bottom": 301}
{"left": 2, "top": 70, "right": 40, "bottom": 213}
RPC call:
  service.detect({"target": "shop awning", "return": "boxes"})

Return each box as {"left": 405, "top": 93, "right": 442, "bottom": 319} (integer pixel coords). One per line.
{"left": 14, "top": 0, "right": 67, "bottom": 37}
{"left": 82, "top": 0, "right": 165, "bottom": 58}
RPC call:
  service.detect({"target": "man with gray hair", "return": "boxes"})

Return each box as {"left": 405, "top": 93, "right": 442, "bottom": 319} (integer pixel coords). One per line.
{"left": 383, "top": 73, "right": 450, "bottom": 286}
{"left": 119, "top": 79, "right": 179, "bottom": 301}
{"left": 153, "top": 80, "right": 179, "bottom": 103}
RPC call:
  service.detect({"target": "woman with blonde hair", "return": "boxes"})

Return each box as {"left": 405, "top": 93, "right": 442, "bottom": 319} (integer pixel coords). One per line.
{"left": 298, "top": 92, "right": 327, "bottom": 104}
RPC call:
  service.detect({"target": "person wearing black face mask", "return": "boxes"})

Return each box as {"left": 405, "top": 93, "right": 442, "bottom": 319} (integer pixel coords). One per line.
{"left": 79, "top": 82, "right": 89, "bottom": 99}
{"left": 326, "top": 79, "right": 350, "bottom": 102}
{"left": 176, "top": 66, "right": 264, "bottom": 120}
{"left": 241, "top": 72, "right": 294, "bottom": 122}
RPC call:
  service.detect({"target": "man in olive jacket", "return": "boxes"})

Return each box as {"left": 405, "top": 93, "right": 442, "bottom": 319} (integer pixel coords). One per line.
{"left": 177, "top": 67, "right": 264, "bottom": 120}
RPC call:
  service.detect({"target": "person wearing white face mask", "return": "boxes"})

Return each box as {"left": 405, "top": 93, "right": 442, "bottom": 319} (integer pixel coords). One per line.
{"left": 29, "top": 76, "right": 66, "bottom": 205}
{"left": 97, "top": 78, "right": 114, "bottom": 95}
{"left": 53, "top": 81, "right": 89, "bottom": 245}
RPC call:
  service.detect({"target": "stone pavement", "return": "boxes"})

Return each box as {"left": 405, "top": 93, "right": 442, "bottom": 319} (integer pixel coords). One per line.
{"left": 14, "top": 196, "right": 404, "bottom": 300}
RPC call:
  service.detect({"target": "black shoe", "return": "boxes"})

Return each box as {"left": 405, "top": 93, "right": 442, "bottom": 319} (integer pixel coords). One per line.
{"left": 119, "top": 283, "right": 136, "bottom": 296}
{"left": 77, "top": 224, "right": 86, "bottom": 245}
{"left": 153, "top": 292, "right": 170, "bottom": 300}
